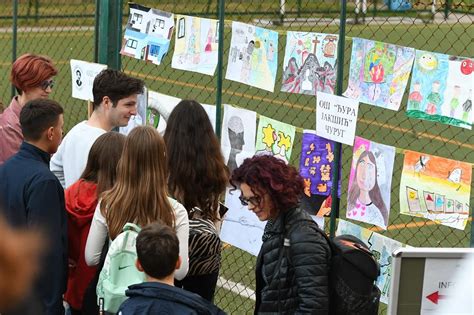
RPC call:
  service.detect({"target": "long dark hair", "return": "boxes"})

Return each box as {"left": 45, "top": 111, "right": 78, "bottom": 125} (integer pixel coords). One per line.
{"left": 347, "top": 150, "right": 388, "bottom": 225}
{"left": 80, "top": 132, "right": 126, "bottom": 197}
{"left": 164, "top": 100, "right": 229, "bottom": 222}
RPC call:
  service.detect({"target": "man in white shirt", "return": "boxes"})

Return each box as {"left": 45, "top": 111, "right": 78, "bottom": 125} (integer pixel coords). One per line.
{"left": 50, "top": 69, "right": 144, "bottom": 188}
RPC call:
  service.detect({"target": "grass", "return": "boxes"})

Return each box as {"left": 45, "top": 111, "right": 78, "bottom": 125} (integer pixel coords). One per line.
{"left": 0, "top": 3, "right": 473, "bottom": 314}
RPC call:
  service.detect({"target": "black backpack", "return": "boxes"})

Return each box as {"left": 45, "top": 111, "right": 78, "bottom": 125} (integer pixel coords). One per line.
{"left": 284, "top": 222, "right": 381, "bottom": 315}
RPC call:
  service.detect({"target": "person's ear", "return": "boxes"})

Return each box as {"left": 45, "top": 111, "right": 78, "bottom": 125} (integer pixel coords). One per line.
{"left": 175, "top": 256, "right": 182, "bottom": 270}
{"left": 102, "top": 96, "right": 111, "bottom": 110}
{"left": 135, "top": 259, "right": 144, "bottom": 272}
{"left": 46, "top": 126, "right": 55, "bottom": 141}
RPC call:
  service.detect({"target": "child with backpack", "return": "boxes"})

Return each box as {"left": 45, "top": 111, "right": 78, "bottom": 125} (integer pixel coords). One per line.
{"left": 84, "top": 126, "right": 189, "bottom": 313}
{"left": 117, "top": 222, "right": 226, "bottom": 315}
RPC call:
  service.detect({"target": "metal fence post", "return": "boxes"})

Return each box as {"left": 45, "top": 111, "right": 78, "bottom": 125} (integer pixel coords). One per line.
{"left": 11, "top": 0, "right": 18, "bottom": 99}
{"left": 215, "top": 0, "right": 225, "bottom": 138}
{"left": 444, "top": 0, "right": 451, "bottom": 20}
{"left": 97, "top": 0, "right": 122, "bottom": 70}
{"left": 329, "top": 0, "right": 348, "bottom": 238}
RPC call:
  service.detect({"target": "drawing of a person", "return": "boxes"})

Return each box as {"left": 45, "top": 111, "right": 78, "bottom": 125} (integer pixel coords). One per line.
{"left": 408, "top": 82, "right": 423, "bottom": 110}
{"left": 462, "top": 89, "right": 472, "bottom": 122}
{"left": 449, "top": 85, "right": 461, "bottom": 117}
{"left": 240, "top": 40, "right": 255, "bottom": 82}
{"left": 267, "top": 41, "right": 275, "bottom": 62}
{"left": 347, "top": 151, "right": 389, "bottom": 228}
{"left": 75, "top": 69, "right": 82, "bottom": 87}
{"left": 425, "top": 81, "right": 442, "bottom": 115}
{"left": 205, "top": 28, "right": 213, "bottom": 52}
{"left": 282, "top": 57, "right": 299, "bottom": 91}
{"left": 227, "top": 116, "right": 245, "bottom": 174}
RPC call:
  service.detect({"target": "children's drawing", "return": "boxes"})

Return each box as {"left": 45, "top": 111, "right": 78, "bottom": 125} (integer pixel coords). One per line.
{"left": 406, "top": 51, "right": 473, "bottom": 129}
{"left": 221, "top": 105, "right": 257, "bottom": 175}
{"left": 220, "top": 188, "right": 266, "bottom": 256}
{"left": 346, "top": 137, "right": 395, "bottom": 230}
{"left": 255, "top": 115, "right": 295, "bottom": 164}
{"left": 70, "top": 59, "right": 107, "bottom": 101}
{"left": 171, "top": 15, "right": 219, "bottom": 76}
{"left": 299, "top": 130, "right": 341, "bottom": 217}
{"left": 337, "top": 219, "right": 407, "bottom": 304}
{"left": 400, "top": 150, "right": 472, "bottom": 230}
{"left": 281, "top": 32, "right": 338, "bottom": 95}
{"left": 343, "top": 38, "right": 415, "bottom": 110}
{"left": 225, "top": 21, "right": 279, "bottom": 92}
{"left": 121, "top": 3, "right": 174, "bottom": 65}
{"left": 147, "top": 90, "right": 216, "bottom": 133}
{"left": 119, "top": 87, "right": 148, "bottom": 135}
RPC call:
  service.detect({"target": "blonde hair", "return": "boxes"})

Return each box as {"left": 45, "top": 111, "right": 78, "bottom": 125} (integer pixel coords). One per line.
{"left": 102, "top": 126, "right": 175, "bottom": 239}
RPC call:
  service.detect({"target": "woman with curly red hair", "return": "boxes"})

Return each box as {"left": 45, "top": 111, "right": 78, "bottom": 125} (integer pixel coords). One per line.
{"left": 0, "top": 54, "right": 57, "bottom": 164}
{"left": 231, "top": 155, "right": 331, "bottom": 314}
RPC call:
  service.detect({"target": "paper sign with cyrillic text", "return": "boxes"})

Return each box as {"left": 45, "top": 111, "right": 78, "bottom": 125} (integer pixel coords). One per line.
{"left": 316, "top": 92, "right": 359, "bottom": 146}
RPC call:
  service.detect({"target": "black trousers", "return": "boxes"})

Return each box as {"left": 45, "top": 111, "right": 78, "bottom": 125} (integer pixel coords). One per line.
{"left": 175, "top": 272, "right": 219, "bottom": 302}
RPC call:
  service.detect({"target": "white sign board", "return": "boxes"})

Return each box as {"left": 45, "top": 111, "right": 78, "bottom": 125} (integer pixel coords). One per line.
{"left": 316, "top": 92, "right": 359, "bottom": 146}
{"left": 421, "top": 258, "right": 473, "bottom": 315}
{"left": 70, "top": 59, "right": 107, "bottom": 101}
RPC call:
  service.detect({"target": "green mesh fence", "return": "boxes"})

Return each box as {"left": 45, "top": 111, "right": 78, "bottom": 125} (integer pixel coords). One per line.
{"left": 2, "top": 1, "right": 473, "bottom": 314}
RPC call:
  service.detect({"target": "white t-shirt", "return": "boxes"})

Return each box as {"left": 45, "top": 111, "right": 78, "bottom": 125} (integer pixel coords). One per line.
{"left": 50, "top": 121, "right": 106, "bottom": 188}
{"left": 84, "top": 197, "right": 190, "bottom": 280}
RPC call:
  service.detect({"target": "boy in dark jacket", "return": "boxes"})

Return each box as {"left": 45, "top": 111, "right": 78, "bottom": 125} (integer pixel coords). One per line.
{"left": 118, "top": 222, "right": 226, "bottom": 315}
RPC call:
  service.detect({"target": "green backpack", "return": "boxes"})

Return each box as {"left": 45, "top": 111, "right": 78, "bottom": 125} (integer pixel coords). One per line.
{"left": 96, "top": 223, "right": 146, "bottom": 313}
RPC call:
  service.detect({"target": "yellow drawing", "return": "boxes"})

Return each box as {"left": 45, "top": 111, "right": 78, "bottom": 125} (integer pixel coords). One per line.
{"left": 306, "top": 142, "right": 315, "bottom": 154}
{"left": 262, "top": 123, "right": 276, "bottom": 149}
{"left": 320, "top": 164, "right": 331, "bottom": 181}
{"left": 304, "top": 157, "right": 310, "bottom": 167}
{"left": 317, "top": 183, "right": 327, "bottom": 193}
{"left": 309, "top": 167, "right": 317, "bottom": 176}
{"left": 303, "top": 178, "right": 311, "bottom": 197}
{"left": 313, "top": 156, "right": 321, "bottom": 164}
{"left": 326, "top": 143, "right": 334, "bottom": 163}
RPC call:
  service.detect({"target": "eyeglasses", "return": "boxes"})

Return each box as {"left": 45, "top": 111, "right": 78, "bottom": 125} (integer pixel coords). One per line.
{"left": 239, "top": 194, "right": 262, "bottom": 207}
{"left": 40, "top": 79, "right": 54, "bottom": 91}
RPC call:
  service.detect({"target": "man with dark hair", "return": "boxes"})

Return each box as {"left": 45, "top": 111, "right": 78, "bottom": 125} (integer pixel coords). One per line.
{"left": 50, "top": 69, "right": 144, "bottom": 188}
{"left": 118, "top": 223, "right": 226, "bottom": 315}
{"left": 0, "top": 99, "right": 67, "bottom": 315}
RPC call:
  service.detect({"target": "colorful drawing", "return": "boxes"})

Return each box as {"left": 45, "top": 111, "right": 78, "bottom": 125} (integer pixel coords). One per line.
{"left": 281, "top": 32, "right": 338, "bottom": 95}
{"left": 406, "top": 187, "right": 422, "bottom": 212}
{"left": 346, "top": 137, "right": 395, "bottom": 230}
{"left": 299, "top": 131, "right": 341, "bottom": 217}
{"left": 400, "top": 150, "right": 472, "bottom": 230}
{"left": 220, "top": 188, "right": 266, "bottom": 256}
{"left": 120, "top": 3, "right": 174, "bottom": 65}
{"left": 406, "top": 50, "right": 473, "bottom": 129}
{"left": 225, "top": 21, "right": 279, "bottom": 92}
{"left": 255, "top": 116, "right": 295, "bottom": 164}
{"left": 337, "top": 219, "right": 407, "bottom": 304}
{"left": 147, "top": 90, "right": 216, "bottom": 133}
{"left": 221, "top": 105, "right": 257, "bottom": 175}
{"left": 171, "top": 15, "right": 219, "bottom": 75}
{"left": 343, "top": 38, "right": 415, "bottom": 110}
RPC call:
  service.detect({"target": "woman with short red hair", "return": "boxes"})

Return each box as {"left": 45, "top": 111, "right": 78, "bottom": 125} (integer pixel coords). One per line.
{"left": 0, "top": 54, "right": 57, "bottom": 164}
{"left": 231, "top": 155, "right": 331, "bottom": 314}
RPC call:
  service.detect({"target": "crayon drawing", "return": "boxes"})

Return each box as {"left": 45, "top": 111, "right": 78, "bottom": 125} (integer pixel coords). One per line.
{"left": 337, "top": 219, "right": 407, "bottom": 304}
{"left": 400, "top": 150, "right": 471, "bottom": 230}
{"left": 406, "top": 50, "right": 473, "bottom": 129}
{"left": 343, "top": 38, "right": 415, "bottom": 110}
{"left": 346, "top": 137, "right": 395, "bottom": 230}
{"left": 281, "top": 31, "right": 338, "bottom": 95}
{"left": 221, "top": 105, "right": 257, "bottom": 175}
{"left": 120, "top": 3, "right": 174, "bottom": 65}
{"left": 171, "top": 15, "right": 219, "bottom": 76}
{"left": 225, "top": 22, "right": 279, "bottom": 92}
{"left": 255, "top": 116, "right": 295, "bottom": 164}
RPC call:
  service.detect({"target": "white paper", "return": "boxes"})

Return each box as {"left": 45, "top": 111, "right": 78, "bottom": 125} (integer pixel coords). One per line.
{"left": 221, "top": 104, "right": 257, "bottom": 174}
{"left": 316, "top": 92, "right": 359, "bottom": 146}
{"left": 220, "top": 188, "right": 266, "bottom": 256}
{"left": 70, "top": 59, "right": 107, "bottom": 101}
{"left": 421, "top": 257, "right": 473, "bottom": 314}
{"left": 147, "top": 90, "right": 216, "bottom": 133}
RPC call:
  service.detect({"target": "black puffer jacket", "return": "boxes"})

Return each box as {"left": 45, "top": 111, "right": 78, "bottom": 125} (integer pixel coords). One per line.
{"left": 254, "top": 208, "right": 331, "bottom": 314}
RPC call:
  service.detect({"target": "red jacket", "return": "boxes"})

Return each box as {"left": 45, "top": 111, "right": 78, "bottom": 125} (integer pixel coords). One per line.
{"left": 64, "top": 179, "right": 98, "bottom": 310}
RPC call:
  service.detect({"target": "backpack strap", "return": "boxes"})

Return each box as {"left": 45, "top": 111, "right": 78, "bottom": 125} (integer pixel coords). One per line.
{"left": 122, "top": 223, "right": 141, "bottom": 233}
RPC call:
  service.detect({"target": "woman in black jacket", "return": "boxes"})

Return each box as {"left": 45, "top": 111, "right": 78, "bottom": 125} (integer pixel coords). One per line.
{"left": 231, "top": 155, "right": 331, "bottom": 314}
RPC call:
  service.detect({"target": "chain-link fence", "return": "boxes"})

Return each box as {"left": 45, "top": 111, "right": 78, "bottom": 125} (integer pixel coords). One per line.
{"left": 2, "top": 0, "right": 473, "bottom": 314}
